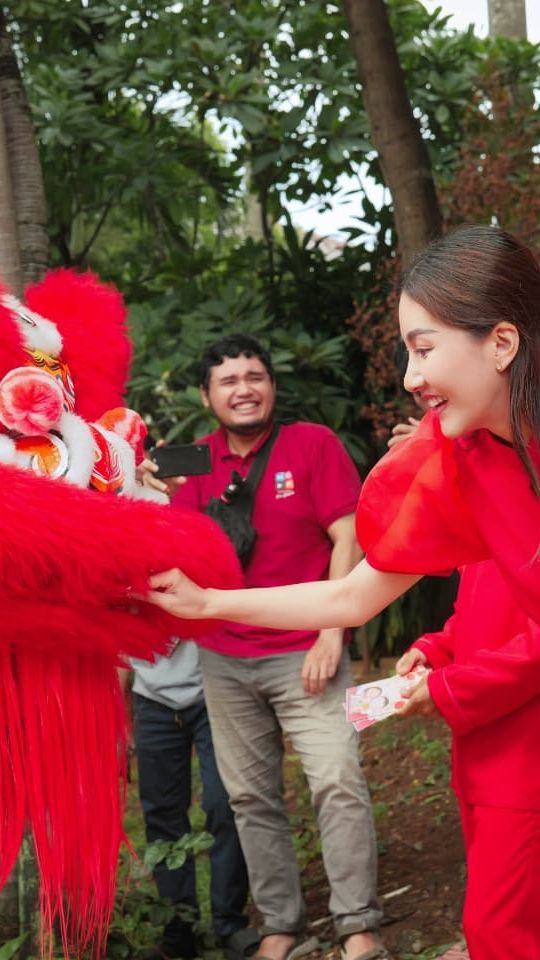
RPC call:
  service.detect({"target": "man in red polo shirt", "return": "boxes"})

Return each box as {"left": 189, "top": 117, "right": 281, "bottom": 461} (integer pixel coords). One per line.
{"left": 143, "top": 334, "right": 386, "bottom": 960}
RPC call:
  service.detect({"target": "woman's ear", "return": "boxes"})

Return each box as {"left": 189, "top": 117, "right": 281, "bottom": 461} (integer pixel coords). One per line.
{"left": 493, "top": 322, "right": 519, "bottom": 372}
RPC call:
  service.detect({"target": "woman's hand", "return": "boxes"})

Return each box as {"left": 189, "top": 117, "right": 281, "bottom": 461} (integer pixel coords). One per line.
{"left": 395, "top": 647, "right": 427, "bottom": 676}
{"left": 144, "top": 568, "right": 209, "bottom": 619}
{"left": 395, "top": 674, "right": 438, "bottom": 717}
{"left": 394, "top": 648, "right": 437, "bottom": 717}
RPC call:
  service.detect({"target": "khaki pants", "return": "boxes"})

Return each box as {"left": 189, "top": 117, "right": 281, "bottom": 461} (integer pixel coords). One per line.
{"left": 200, "top": 647, "right": 382, "bottom": 938}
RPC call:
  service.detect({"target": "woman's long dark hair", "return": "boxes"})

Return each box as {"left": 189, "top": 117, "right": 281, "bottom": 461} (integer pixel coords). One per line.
{"left": 400, "top": 224, "right": 540, "bottom": 493}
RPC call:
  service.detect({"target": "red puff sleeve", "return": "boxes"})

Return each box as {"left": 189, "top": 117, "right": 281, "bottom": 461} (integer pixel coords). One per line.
{"left": 356, "top": 412, "right": 489, "bottom": 575}
{"left": 357, "top": 413, "right": 540, "bottom": 626}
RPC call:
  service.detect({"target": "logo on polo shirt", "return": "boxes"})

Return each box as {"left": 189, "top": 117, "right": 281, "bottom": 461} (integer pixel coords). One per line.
{"left": 274, "top": 470, "right": 295, "bottom": 499}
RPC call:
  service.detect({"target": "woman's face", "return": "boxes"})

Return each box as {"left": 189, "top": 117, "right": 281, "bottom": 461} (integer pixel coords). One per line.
{"left": 399, "top": 292, "right": 512, "bottom": 440}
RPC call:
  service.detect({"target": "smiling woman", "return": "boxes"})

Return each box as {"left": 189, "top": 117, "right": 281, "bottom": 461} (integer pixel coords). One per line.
{"left": 400, "top": 295, "right": 517, "bottom": 440}
{"left": 399, "top": 224, "right": 540, "bottom": 490}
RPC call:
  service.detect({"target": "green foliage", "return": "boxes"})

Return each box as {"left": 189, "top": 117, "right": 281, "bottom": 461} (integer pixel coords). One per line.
{"left": 409, "top": 729, "right": 449, "bottom": 764}
{"left": 407, "top": 728, "right": 450, "bottom": 790}
{"left": 10, "top": 0, "right": 538, "bottom": 278}
{"left": 108, "top": 764, "right": 214, "bottom": 960}
{"left": 6, "top": 0, "right": 241, "bottom": 278}
{"left": 0, "top": 935, "right": 27, "bottom": 960}
{"left": 144, "top": 833, "right": 214, "bottom": 873}
{"left": 401, "top": 948, "right": 455, "bottom": 960}
{"left": 127, "top": 223, "right": 376, "bottom": 466}
{"left": 439, "top": 47, "right": 540, "bottom": 250}
{"left": 371, "top": 800, "right": 389, "bottom": 822}
{"left": 107, "top": 886, "right": 179, "bottom": 960}
{"left": 107, "top": 834, "right": 214, "bottom": 960}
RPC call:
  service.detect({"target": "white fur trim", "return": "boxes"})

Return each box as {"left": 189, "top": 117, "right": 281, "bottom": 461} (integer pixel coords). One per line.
{"left": 2, "top": 294, "right": 63, "bottom": 356}
{"left": 0, "top": 434, "right": 18, "bottom": 464}
{"left": 0, "top": 434, "right": 33, "bottom": 471}
{"left": 57, "top": 413, "right": 95, "bottom": 487}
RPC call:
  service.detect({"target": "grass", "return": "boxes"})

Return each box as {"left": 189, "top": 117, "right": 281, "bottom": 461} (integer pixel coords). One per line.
{"left": 401, "top": 948, "right": 454, "bottom": 960}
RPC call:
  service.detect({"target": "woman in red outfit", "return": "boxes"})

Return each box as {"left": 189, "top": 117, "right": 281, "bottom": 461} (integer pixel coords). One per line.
{"left": 397, "top": 561, "right": 540, "bottom": 959}
{"left": 386, "top": 405, "right": 539, "bottom": 957}
{"left": 142, "top": 224, "right": 540, "bottom": 957}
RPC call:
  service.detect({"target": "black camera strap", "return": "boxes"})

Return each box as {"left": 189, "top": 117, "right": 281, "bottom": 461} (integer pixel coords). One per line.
{"left": 207, "top": 423, "right": 283, "bottom": 568}
{"left": 225, "top": 423, "right": 280, "bottom": 513}
{"left": 242, "top": 423, "right": 280, "bottom": 498}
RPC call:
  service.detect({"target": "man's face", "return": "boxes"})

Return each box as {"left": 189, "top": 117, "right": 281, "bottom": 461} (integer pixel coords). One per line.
{"left": 201, "top": 353, "right": 276, "bottom": 435}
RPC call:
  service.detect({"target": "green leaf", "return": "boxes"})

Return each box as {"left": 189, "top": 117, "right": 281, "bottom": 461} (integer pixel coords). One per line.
{"left": 434, "top": 104, "right": 450, "bottom": 124}
{"left": 0, "top": 935, "right": 28, "bottom": 960}
{"left": 144, "top": 839, "right": 172, "bottom": 871}
{"left": 166, "top": 849, "right": 188, "bottom": 870}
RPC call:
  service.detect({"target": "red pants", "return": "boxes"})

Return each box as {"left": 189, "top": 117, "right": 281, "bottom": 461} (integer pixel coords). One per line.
{"left": 460, "top": 801, "right": 540, "bottom": 959}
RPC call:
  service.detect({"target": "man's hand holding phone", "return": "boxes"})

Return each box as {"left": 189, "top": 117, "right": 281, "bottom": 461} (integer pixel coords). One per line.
{"left": 137, "top": 441, "right": 211, "bottom": 498}
{"left": 137, "top": 455, "right": 180, "bottom": 497}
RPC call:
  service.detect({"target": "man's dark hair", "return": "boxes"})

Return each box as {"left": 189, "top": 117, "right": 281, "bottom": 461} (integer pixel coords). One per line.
{"left": 199, "top": 334, "right": 275, "bottom": 390}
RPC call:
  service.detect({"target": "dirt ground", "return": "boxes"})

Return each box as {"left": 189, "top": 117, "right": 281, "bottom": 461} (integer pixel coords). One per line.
{"left": 291, "top": 711, "right": 466, "bottom": 960}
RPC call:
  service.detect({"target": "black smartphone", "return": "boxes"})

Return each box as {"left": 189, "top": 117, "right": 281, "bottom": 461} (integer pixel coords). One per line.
{"left": 149, "top": 443, "right": 212, "bottom": 478}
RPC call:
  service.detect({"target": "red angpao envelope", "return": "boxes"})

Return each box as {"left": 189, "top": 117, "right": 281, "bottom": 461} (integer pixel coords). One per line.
{"left": 345, "top": 667, "right": 428, "bottom": 731}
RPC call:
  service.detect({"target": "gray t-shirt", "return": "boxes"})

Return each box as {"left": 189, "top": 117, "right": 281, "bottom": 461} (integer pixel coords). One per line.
{"left": 131, "top": 641, "right": 204, "bottom": 711}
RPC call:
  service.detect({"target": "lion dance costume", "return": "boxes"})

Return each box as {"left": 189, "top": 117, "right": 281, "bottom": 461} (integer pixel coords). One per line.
{"left": 0, "top": 269, "right": 241, "bottom": 955}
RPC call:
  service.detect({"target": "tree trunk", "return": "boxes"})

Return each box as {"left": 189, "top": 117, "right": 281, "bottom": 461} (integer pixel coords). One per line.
{"left": 342, "top": 0, "right": 442, "bottom": 264}
{"left": 0, "top": 10, "right": 48, "bottom": 287}
{"left": 488, "top": 0, "right": 528, "bottom": 38}
{"left": 0, "top": 102, "right": 23, "bottom": 295}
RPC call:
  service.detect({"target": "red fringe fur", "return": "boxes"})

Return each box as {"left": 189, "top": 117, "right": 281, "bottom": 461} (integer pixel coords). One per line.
{"left": 0, "top": 465, "right": 242, "bottom": 955}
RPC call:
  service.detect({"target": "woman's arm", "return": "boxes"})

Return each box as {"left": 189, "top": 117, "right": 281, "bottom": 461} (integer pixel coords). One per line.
{"left": 144, "top": 559, "right": 421, "bottom": 631}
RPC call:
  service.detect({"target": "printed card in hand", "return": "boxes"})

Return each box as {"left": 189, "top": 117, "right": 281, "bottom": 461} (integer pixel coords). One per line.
{"left": 345, "top": 667, "right": 428, "bottom": 731}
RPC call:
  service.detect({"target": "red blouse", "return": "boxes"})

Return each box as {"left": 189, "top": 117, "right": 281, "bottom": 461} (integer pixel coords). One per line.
{"left": 356, "top": 412, "right": 540, "bottom": 625}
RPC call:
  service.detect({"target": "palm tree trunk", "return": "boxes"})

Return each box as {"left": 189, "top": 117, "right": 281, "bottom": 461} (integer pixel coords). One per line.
{"left": 342, "top": 0, "right": 442, "bottom": 264}
{"left": 0, "top": 102, "right": 23, "bottom": 295}
{"left": 488, "top": 0, "right": 528, "bottom": 38}
{"left": 0, "top": 10, "right": 48, "bottom": 287}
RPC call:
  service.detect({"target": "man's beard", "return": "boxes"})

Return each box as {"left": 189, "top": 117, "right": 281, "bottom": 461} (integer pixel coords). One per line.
{"left": 226, "top": 411, "right": 274, "bottom": 436}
